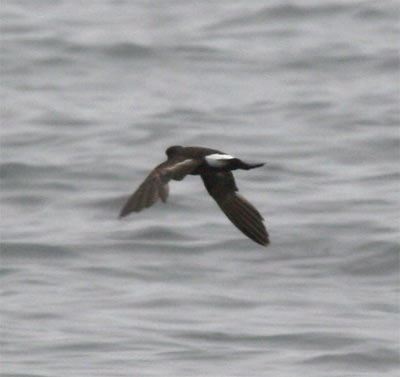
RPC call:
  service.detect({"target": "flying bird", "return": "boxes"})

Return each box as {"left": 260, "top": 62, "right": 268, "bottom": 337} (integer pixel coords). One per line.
{"left": 119, "top": 146, "right": 269, "bottom": 246}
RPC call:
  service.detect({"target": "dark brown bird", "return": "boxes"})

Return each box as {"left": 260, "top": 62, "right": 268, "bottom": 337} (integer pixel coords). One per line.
{"left": 119, "top": 146, "right": 269, "bottom": 246}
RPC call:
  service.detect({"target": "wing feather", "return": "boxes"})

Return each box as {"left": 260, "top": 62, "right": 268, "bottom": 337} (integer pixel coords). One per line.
{"left": 201, "top": 171, "right": 269, "bottom": 246}
{"left": 119, "top": 158, "right": 200, "bottom": 217}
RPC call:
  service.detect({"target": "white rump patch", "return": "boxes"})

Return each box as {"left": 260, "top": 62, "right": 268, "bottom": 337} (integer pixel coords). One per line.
{"left": 205, "top": 153, "right": 234, "bottom": 167}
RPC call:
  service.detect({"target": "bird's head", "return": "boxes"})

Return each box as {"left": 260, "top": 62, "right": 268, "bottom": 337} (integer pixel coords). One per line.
{"left": 165, "top": 145, "right": 183, "bottom": 159}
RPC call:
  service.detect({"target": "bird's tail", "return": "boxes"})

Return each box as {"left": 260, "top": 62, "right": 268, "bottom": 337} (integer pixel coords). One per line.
{"left": 235, "top": 160, "right": 264, "bottom": 170}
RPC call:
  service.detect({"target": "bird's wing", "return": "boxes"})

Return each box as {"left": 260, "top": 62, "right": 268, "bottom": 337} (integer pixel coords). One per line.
{"left": 201, "top": 171, "right": 269, "bottom": 246}
{"left": 119, "top": 158, "right": 201, "bottom": 217}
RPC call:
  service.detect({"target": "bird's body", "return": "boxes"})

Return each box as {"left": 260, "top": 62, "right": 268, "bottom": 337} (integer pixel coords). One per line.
{"left": 119, "top": 146, "right": 269, "bottom": 246}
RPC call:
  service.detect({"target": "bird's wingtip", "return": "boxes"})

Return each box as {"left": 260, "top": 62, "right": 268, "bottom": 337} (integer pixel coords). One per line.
{"left": 118, "top": 209, "right": 129, "bottom": 218}
{"left": 257, "top": 236, "right": 270, "bottom": 247}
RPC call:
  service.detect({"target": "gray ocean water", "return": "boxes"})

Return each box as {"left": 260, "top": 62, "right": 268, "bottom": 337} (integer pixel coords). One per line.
{"left": 1, "top": 1, "right": 399, "bottom": 376}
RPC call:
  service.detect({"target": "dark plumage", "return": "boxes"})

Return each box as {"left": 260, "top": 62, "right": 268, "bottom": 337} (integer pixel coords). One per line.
{"left": 119, "top": 146, "right": 269, "bottom": 246}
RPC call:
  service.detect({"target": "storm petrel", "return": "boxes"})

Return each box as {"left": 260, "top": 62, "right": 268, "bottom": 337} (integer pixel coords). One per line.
{"left": 119, "top": 146, "right": 269, "bottom": 246}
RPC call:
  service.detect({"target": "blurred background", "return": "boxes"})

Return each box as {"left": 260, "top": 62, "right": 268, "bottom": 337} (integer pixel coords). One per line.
{"left": 1, "top": 1, "right": 399, "bottom": 376}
